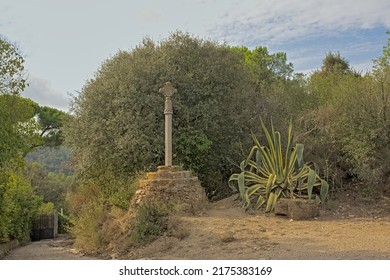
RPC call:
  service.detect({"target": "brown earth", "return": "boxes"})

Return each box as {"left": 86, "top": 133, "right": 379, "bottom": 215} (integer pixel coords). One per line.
{"left": 123, "top": 194, "right": 390, "bottom": 260}
{"left": 4, "top": 195, "right": 390, "bottom": 260}
{"left": 3, "top": 234, "right": 95, "bottom": 260}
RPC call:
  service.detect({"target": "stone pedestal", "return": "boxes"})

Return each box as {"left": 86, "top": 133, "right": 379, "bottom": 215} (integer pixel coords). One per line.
{"left": 132, "top": 166, "right": 209, "bottom": 213}
{"left": 275, "top": 198, "right": 319, "bottom": 220}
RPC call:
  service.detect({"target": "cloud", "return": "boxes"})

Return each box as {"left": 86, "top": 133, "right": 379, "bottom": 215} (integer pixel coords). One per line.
{"left": 208, "top": 0, "right": 390, "bottom": 46}
{"left": 139, "top": 6, "right": 162, "bottom": 24}
{"left": 22, "top": 75, "right": 70, "bottom": 112}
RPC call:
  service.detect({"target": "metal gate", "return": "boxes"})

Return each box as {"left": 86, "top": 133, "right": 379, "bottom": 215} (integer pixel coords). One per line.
{"left": 31, "top": 213, "right": 58, "bottom": 241}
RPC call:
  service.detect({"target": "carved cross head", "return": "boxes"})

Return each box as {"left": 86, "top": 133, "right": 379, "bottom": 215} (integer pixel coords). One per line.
{"left": 159, "top": 81, "right": 177, "bottom": 98}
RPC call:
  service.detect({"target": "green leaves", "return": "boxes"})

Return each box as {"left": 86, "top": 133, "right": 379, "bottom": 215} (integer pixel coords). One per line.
{"left": 65, "top": 32, "right": 253, "bottom": 197}
{"left": 229, "top": 119, "right": 329, "bottom": 212}
{"left": 0, "top": 37, "right": 27, "bottom": 95}
{"left": 0, "top": 172, "right": 42, "bottom": 242}
{"left": 36, "top": 106, "right": 68, "bottom": 147}
{"left": 0, "top": 95, "right": 68, "bottom": 169}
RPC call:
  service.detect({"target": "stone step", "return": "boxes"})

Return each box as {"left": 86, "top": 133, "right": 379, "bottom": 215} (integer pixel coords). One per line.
{"left": 139, "top": 177, "right": 199, "bottom": 188}
{"left": 146, "top": 170, "right": 191, "bottom": 180}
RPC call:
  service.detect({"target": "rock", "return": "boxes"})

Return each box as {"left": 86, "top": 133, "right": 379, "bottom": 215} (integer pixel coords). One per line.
{"left": 219, "top": 231, "right": 235, "bottom": 243}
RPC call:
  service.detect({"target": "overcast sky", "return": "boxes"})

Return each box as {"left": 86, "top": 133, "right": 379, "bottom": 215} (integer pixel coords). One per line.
{"left": 1, "top": 0, "right": 389, "bottom": 111}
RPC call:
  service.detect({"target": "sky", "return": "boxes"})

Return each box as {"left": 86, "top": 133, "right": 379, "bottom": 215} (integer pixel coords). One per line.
{"left": 1, "top": 0, "right": 389, "bottom": 111}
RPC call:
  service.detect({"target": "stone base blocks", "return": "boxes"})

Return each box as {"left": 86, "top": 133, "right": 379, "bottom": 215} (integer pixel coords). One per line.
{"left": 274, "top": 198, "right": 319, "bottom": 220}
{"left": 132, "top": 166, "right": 209, "bottom": 213}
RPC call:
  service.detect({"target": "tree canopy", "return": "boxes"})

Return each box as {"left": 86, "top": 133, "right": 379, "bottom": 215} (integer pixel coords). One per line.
{"left": 0, "top": 95, "right": 68, "bottom": 168}
{"left": 0, "top": 37, "right": 27, "bottom": 95}
{"left": 0, "top": 37, "right": 46, "bottom": 242}
{"left": 66, "top": 32, "right": 258, "bottom": 196}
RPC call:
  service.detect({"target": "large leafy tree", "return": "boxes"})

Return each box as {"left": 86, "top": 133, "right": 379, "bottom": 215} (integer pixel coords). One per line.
{"left": 298, "top": 33, "right": 390, "bottom": 195}
{"left": 0, "top": 37, "right": 27, "bottom": 95}
{"left": 320, "top": 52, "right": 351, "bottom": 76}
{"left": 229, "top": 45, "right": 305, "bottom": 131}
{"left": 0, "top": 95, "right": 68, "bottom": 168}
{"left": 66, "top": 32, "right": 254, "bottom": 196}
{"left": 0, "top": 95, "right": 39, "bottom": 167}
{"left": 34, "top": 106, "right": 68, "bottom": 148}
{"left": 0, "top": 37, "right": 42, "bottom": 242}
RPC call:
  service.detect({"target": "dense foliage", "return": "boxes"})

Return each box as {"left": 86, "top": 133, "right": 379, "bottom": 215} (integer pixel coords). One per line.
{"left": 0, "top": 36, "right": 70, "bottom": 242}
{"left": 24, "top": 161, "right": 74, "bottom": 210}
{"left": 299, "top": 39, "right": 390, "bottom": 196}
{"left": 0, "top": 37, "right": 27, "bottom": 95}
{"left": 0, "top": 171, "right": 42, "bottom": 242}
{"left": 26, "top": 146, "right": 73, "bottom": 175}
{"left": 66, "top": 32, "right": 258, "bottom": 198}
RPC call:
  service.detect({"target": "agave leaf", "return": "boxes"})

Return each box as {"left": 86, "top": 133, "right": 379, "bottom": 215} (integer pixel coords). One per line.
{"left": 274, "top": 131, "right": 283, "bottom": 178}
{"left": 246, "top": 184, "right": 264, "bottom": 197}
{"left": 254, "top": 195, "right": 266, "bottom": 210}
{"left": 265, "top": 173, "right": 276, "bottom": 197}
{"left": 259, "top": 146, "right": 275, "bottom": 174}
{"left": 256, "top": 165, "right": 269, "bottom": 177}
{"left": 260, "top": 119, "right": 277, "bottom": 168}
{"left": 284, "top": 119, "right": 294, "bottom": 169}
{"left": 251, "top": 132, "right": 261, "bottom": 148}
{"left": 243, "top": 171, "right": 267, "bottom": 181}
{"left": 265, "top": 188, "right": 283, "bottom": 212}
{"left": 293, "top": 165, "right": 310, "bottom": 179}
{"left": 296, "top": 143, "right": 304, "bottom": 169}
{"left": 307, "top": 168, "right": 316, "bottom": 200}
{"left": 242, "top": 193, "right": 250, "bottom": 209}
{"left": 237, "top": 172, "right": 245, "bottom": 199}
{"left": 265, "top": 192, "right": 275, "bottom": 212}
{"left": 246, "top": 146, "right": 259, "bottom": 162}
{"left": 247, "top": 160, "right": 257, "bottom": 169}
{"left": 256, "top": 149, "right": 262, "bottom": 170}
{"left": 228, "top": 173, "right": 239, "bottom": 191}
{"left": 244, "top": 190, "right": 252, "bottom": 208}
{"left": 239, "top": 160, "right": 246, "bottom": 171}
{"left": 286, "top": 147, "right": 297, "bottom": 177}
{"left": 320, "top": 179, "right": 329, "bottom": 203}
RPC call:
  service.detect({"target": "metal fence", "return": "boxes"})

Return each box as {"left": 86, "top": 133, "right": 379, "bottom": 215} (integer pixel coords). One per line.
{"left": 31, "top": 213, "right": 58, "bottom": 241}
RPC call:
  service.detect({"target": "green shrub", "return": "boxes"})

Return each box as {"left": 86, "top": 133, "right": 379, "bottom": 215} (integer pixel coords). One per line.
{"left": 58, "top": 211, "right": 73, "bottom": 234}
{"left": 229, "top": 119, "right": 328, "bottom": 212}
{"left": 67, "top": 174, "right": 141, "bottom": 252}
{"left": 129, "top": 201, "right": 173, "bottom": 245}
{"left": 37, "top": 202, "right": 55, "bottom": 215}
{"left": 0, "top": 172, "right": 42, "bottom": 242}
{"left": 175, "top": 127, "right": 213, "bottom": 172}
{"left": 106, "top": 173, "right": 144, "bottom": 210}
{"left": 67, "top": 181, "right": 105, "bottom": 252}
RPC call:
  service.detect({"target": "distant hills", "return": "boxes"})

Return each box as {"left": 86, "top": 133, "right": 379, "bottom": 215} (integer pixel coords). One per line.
{"left": 26, "top": 146, "right": 73, "bottom": 175}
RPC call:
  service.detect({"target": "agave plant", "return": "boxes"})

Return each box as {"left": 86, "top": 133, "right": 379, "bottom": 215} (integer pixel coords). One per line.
{"left": 229, "top": 119, "right": 328, "bottom": 212}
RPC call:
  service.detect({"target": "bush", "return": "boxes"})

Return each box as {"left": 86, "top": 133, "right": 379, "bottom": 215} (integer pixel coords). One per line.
{"left": 65, "top": 32, "right": 254, "bottom": 198}
{"left": 129, "top": 201, "right": 174, "bottom": 245}
{"left": 58, "top": 211, "right": 73, "bottom": 234}
{"left": 67, "top": 174, "right": 141, "bottom": 252}
{"left": 0, "top": 172, "right": 42, "bottom": 242}
{"left": 130, "top": 200, "right": 181, "bottom": 245}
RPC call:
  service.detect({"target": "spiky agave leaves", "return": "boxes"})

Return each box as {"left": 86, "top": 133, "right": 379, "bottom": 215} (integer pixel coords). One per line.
{"left": 229, "top": 119, "right": 329, "bottom": 212}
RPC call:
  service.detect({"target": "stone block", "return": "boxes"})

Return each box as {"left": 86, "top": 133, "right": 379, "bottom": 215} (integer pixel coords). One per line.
{"left": 275, "top": 198, "right": 319, "bottom": 220}
{"left": 131, "top": 168, "right": 209, "bottom": 213}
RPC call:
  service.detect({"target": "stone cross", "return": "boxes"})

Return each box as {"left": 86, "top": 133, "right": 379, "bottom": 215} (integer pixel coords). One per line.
{"left": 159, "top": 82, "right": 177, "bottom": 167}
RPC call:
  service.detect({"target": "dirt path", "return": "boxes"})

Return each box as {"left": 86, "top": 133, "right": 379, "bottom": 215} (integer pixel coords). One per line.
{"left": 124, "top": 196, "right": 390, "bottom": 260}
{"left": 5, "top": 196, "right": 390, "bottom": 260}
{"left": 4, "top": 235, "right": 95, "bottom": 260}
